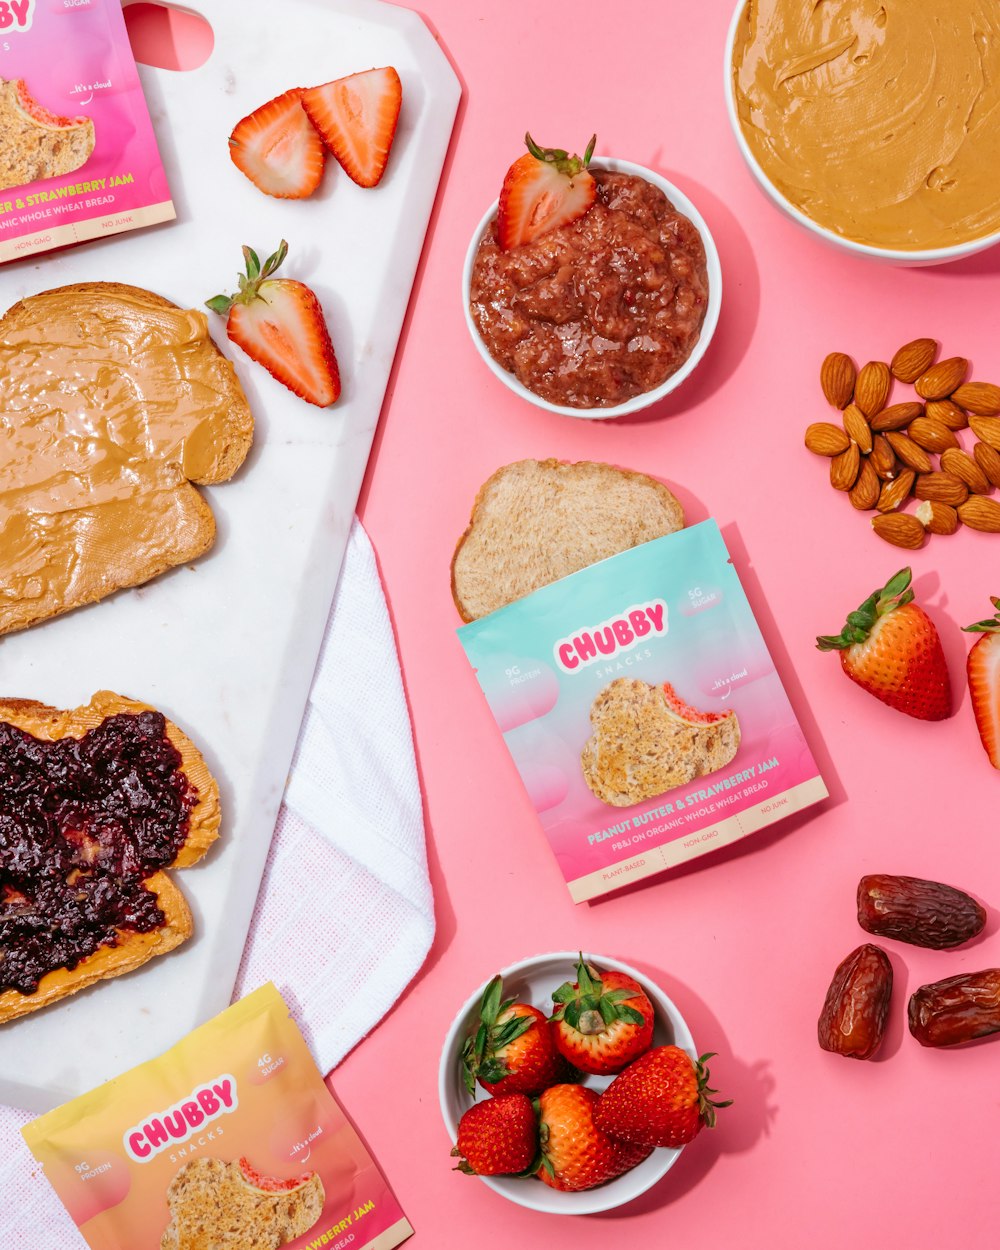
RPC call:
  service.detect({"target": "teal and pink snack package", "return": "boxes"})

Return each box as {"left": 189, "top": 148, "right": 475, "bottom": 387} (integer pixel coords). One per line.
{"left": 0, "top": 0, "right": 175, "bottom": 263}
{"left": 458, "top": 521, "right": 828, "bottom": 902}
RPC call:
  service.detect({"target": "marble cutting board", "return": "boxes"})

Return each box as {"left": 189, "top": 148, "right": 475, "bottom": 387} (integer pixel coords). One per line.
{"left": 0, "top": 0, "right": 460, "bottom": 1111}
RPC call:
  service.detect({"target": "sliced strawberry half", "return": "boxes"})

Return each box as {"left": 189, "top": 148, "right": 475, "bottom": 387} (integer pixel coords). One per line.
{"left": 964, "top": 596, "right": 1000, "bottom": 769}
{"left": 229, "top": 88, "right": 326, "bottom": 199}
{"left": 206, "top": 240, "right": 341, "bottom": 408}
{"left": 496, "top": 133, "right": 597, "bottom": 251}
{"left": 301, "top": 67, "right": 402, "bottom": 188}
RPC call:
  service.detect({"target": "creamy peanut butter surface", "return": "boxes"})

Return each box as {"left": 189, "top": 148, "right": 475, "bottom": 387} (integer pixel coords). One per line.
{"left": 732, "top": 0, "right": 1000, "bottom": 250}
{"left": 0, "top": 283, "right": 252, "bottom": 633}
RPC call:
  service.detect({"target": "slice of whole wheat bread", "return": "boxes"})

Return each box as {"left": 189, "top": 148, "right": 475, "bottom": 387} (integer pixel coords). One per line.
{"left": 581, "top": 677, "right": 740, "bottom": 807}
{"left": 0, "top": 78, "right": 95, "bottom": 191}
{"left": 451, "top": 459, "right": 684, "bottom": 621}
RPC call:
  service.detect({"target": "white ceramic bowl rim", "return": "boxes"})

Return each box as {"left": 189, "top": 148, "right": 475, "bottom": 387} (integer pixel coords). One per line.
{"left": 722, "top": 0, "right": 1000, "bottom": 264}
{"left": 438, "top": 950, "right": 697, "bottom": 1215}
{"left": 462, "top": 158, "right": 723, "bottom": 419}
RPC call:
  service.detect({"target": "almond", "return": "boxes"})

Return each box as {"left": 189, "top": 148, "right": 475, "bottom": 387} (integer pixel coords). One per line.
{"left": 854, "top": 361, "right": 892, "bottom": 417}
{"left": 915, "top": 499, "right": 959, "bottom": 536}
{"left": 941, "top": 446, "right": 992, "bottom": 494}
{"left": 842, "top": 403, "right": 873, "bottom": 453}
{"left": 871, "top": 513, "right": 926, "bottom": 549}
{"left": 924, "top": 398, "right": 968, "bottom": 431}
{"left": 877, "top": 468, "right": 915, "bottom": 512}
{"left": 849, "top": 459, "right": 880, "bottom": 510}
{"left": 870, "top": 401, "right": 924, "bottom": 432}
{"left": 805, "top": 422, "right": 851, "bottom": 457}
{"left": 869, "top": 434, "right": 898, "bottom": 480}
{"left": 957, "top": 496, "right": 1000, "bottom": 533}
{"left": 885, "top": 431, "right": 933, "bottom": 474}
{"left": 913, "top": 472, "right": 969, "bottom": 506}
{"left": 830, "top": 443, "right": 861, "bottom": 492}
{"left": 906, "top": 416, "right": 959, "bottom": 454}
{"left": 969, "top": 415, "right": 1000, "bottom": 452}
{"left": 915, "top": 356, "right": 968, "bottom": 400}
{"left": 974, "top": 441, "right": 1000, "bottom": 489}
{"left": 951, "top": 382, "right": 1000, "bottom": 416}
{"left": 820, "top": 352, "right": 856, "bottom": 409}
{"left": 890, "top": 337, "right": 937, "bottom": 383}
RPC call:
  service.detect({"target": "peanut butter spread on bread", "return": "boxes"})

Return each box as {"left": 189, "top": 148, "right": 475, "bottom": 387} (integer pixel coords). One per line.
{"left": 0, "top": 282, "right": 253, "bottom": 634}
{"left": 732, "top": 0, "right": 1000, "bottom": 249}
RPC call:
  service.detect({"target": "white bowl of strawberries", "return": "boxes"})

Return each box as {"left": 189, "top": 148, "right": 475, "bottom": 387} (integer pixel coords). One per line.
{"left": 439, "top": 952, "right": 727, "bottom": 1215}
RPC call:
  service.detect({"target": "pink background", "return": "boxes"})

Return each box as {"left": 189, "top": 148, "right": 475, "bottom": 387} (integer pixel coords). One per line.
{"left": 140, "top": 2, "right": 999, "bottom": 1246}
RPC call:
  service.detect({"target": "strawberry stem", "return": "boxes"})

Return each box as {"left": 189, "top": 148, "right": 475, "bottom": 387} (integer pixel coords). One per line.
{"left": 963, "top": 596, "right": 1000, "bottom": 634}
{"left": 206, "top": 240, "right": 291, "bottom": 316}
{"left": 816, "top": 567, "right": 914, "bottom": 651}
{"left": 695, "top": 1052, "right": 733, "bottom": 1129}
{"left": 523, "top": 132, "right": 596, "bottom": 178}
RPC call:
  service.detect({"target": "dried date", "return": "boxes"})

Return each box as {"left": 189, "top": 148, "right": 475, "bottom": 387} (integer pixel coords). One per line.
{"left": 857, "top": 874, "right": 986, "bottom": 949}
{"left": 818, "top": 943, "right": 893, "bottom": 1060}
{"left": 908, "top": 969, "right": 1000, "bottom": 1047}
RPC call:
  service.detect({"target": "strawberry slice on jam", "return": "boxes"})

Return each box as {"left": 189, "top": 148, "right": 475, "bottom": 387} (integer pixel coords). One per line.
{"left": 497, "top": 133, "right": 597, "bottom": 251}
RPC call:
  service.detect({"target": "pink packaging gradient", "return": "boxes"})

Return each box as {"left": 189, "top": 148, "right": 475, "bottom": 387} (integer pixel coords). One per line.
{"left": 0, "top": 0, "right": 174, "bottom": 261}
{"left": 459, "top": 522, "right": 828, "bottom": 900}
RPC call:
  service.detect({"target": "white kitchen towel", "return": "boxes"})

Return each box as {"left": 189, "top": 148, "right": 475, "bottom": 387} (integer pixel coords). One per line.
{"left": 0, "top": 516, "right": 434, "bottom": 1242}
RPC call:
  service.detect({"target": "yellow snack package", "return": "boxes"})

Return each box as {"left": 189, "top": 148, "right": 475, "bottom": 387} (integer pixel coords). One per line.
{"left": 22, "top": 983, "right": 412, "bottom": 1250}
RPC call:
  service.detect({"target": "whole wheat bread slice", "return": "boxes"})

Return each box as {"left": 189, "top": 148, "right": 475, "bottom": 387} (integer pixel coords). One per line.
{"left": 0, "top": 692, "right": 220, "bottom": 1024}
{"left": 581, "top": 677, "right": 740, "bottom": 807}
{"left": 0, "top": 78, "right": 95, "bottom": 191}
{"left": 451, "top": 459, "right": 684, "bottom": 621}
{"left": 161, "top": 1158, "right": 325, "bottom": 1250}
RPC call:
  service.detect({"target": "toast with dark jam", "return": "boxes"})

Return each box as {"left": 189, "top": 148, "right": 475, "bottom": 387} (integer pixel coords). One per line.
{"left": 0, "top": 691, "right": 220, "bottom": 1023}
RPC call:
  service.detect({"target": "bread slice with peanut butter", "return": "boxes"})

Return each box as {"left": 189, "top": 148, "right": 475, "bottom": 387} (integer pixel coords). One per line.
{"left": 451, "top": 459, "right": 684, "bottom": 621}
{"left": 0, "top": 282, "right": 253, "bottom": 635}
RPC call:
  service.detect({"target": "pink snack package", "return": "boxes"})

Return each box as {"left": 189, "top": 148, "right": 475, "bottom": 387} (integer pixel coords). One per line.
{"left": 22, "top": 983, "right": 413, "bottom": 1250}
{"left": 0, "top": 0, "right": 174, "bottom": 263}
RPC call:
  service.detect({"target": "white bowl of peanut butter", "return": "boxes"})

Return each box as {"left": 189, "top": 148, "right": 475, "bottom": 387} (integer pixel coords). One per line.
{"left": 725, "top": 0, "right": 1000, "bottom": 264}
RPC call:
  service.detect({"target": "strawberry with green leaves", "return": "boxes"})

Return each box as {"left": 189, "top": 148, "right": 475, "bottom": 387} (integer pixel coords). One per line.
{"left": 207, "top": 241, "right": 341, "bottom": 408}
{"left": 536, "top": 1084, "right": 651, "bottom": 1192}
{"left": 451, "top": 1094, "right": 537, "bottom": 1177}
{"left": 964, "top": 596, "right": 1000, "bottom": 770}
{"left": 461, "top": 975, "right": 565, "bottom": 1097}
{"left": 550, "top": 956, "right": 654, "bottom": 1076}
{"left": 595, "top": 1046, "right": 731, "bottom": 1149}
{"left": 496, "top": 133, "right": 597, "bottom": 251}
{"left": 816, "top": 567, "right": 951, "bottom": 720}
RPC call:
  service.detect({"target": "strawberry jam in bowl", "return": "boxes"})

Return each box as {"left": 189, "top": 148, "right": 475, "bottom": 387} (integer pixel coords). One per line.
{"left": 464, "top": 137, "right": 722, "bottom": 419}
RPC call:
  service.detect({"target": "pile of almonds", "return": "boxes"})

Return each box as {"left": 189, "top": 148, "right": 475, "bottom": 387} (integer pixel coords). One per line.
{"left": 805, "top": 338, "right": 1000, "bottom": 548}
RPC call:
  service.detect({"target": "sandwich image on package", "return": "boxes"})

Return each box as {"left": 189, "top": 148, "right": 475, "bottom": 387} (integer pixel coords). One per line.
{"left": 582, "top": 677, "right": 741, "bottom": 807}
{"left": 0, "top": 78, "right": 95, "bottom": 190}
{"left": 161, "top": 1156, "right": 325, "bottom": 1250}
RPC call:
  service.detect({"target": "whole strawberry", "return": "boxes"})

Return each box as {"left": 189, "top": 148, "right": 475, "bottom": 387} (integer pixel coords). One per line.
{"left": 595, "top": 1046, "right": 731, "bottom": 1149}
{"left": 550, "top": 956, "right": 654, "bottom": 1076}
{"left": 461, "top": 975, "right": 566, "bottom": 1097}
{"left": 451, "top": 1094, "right": 537, "bottom": 1177}
{"left": 816, "top": 567, "right": 951, "bottom": 720}
{"left": 963, "top": 596, "right": 1000, "bottom": 770}
{"left": 536, "top": 1084, "right": 651, "bottom": 1192}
